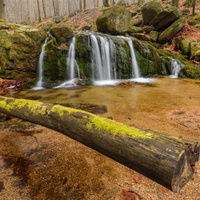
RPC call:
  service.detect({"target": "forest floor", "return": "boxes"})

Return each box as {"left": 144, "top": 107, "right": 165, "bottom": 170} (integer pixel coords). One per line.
{"left": 0, "top": 2, "right": 200, "bottom": 200}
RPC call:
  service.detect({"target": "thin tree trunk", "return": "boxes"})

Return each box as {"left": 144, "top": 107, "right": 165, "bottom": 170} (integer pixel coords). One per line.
{"left": 0, "top": 96, "right": 199, "bottom": 192}
{"left": 192, "top": 0, "right": 197, "bottom": 16}
{"left": 172, "top": 0, "right": 179, "bottom": 7}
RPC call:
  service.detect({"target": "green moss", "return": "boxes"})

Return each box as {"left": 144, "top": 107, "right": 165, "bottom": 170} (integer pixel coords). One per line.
{"left": 180, "top": 65, "right": 200, "bottom": 79}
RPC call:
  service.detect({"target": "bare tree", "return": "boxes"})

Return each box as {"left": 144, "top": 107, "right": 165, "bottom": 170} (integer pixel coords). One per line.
{"left": 192, "top": 0, "right": 197, "bottom": 16}
{"left": 172, "top": 0, "right": 179, "bottom": 7}
{"left": 103, "top": 0, "right": 109, "bottom": 7}
{"left": 0, "top": 0, "right": 4, "bottom": 19}
{"left": 36, "top": 0, "right": 41, "bottom": 22}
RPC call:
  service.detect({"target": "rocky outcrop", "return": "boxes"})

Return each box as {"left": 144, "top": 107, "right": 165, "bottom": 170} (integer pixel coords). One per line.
{"left": 0, "top": 19, "right": 45, "bottom": 80}
{"left": 141, "top": 0, "right": 164, "bottom": 25}
{"left": 96, "top": 5, "right": 131, "bottom": 35}
{"left": 158, "top": 16, "right": 186, "bottom": 44}
{"left": 50, "top": 24, "right": 73, "bottom": 43}
{"left": 150, "top": 5, "right": 182, "bottom": 30}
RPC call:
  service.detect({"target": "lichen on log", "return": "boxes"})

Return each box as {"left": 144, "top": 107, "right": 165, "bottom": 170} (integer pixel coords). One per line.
{"left": 0, "top": 96, "right": 199, "bottom": 192}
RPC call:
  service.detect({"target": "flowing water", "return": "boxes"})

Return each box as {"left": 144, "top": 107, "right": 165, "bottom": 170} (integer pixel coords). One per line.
{"left": 32, "top": 36, "right": 49, "bottom": 90}
{"left": 54, "top": 35, "right": 80, "bottom": 88}
{"left": 170, "top": 58, "right": 184, "bottom": 79}
{"left": 14, "top": 77, "right": 200, "bottom": 140}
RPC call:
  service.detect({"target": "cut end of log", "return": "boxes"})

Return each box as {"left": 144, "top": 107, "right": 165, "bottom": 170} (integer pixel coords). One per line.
{"left": 172, "top": 143, "right": 200, "bottom": 193}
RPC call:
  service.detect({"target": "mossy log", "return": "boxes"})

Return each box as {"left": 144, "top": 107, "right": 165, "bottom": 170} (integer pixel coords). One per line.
{"left": 0, "top": 96, "right": 199, "bottom": 192}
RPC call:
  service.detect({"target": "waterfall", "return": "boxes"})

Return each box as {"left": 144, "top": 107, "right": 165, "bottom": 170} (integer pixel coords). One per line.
{"left": 122, "top": 37, "right": 140, "bottom": 79}
{"left": 32, "top": 36, "right": 49, "bottom": 90}
{"left": 54, "top": 35, "right": 80, "bottom": 88}
{"left": 90, "top": 33, "right": 119, "bottom": 86}
{"left": 170, "top": 59, "right": 183, "bottom": 79}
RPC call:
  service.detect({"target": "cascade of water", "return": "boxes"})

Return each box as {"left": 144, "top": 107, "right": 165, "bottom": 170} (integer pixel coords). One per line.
{"left": 32, "top": 36, "right": 49, "bottom": 90}
{"left": 109, "top": 38, "right": 117, "bottom": 79}
{"left": 90, "top": 34, "right": 104, "bottom": 80}
{"left": 170, "top": 59, "right": 183, "bottom": 79}
{"left": 54, "top": 35, "right": 80, "bottom": 88}
{"left": 98, "top": 36, "right": 112, "bottom": 80}
{"left": 122, "top": 37, "right": 140, "bottom": 79}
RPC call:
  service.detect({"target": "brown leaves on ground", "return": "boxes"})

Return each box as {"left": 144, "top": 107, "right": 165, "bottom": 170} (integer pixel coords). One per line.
{"left": 0, "top": 78, "right": 35, "bottom": 94}
{"left": 121, "top": 189, "right": 140, "bottom": 200}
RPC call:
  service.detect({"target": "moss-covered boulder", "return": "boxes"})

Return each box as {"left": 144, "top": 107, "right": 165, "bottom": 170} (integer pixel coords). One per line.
{"left": 180, "top": 38, "right": 190, "bottom": 55}
{"left": 158, "top": 16, "right": 186, "bottom": 44}
{"left": 131, "top": 33, "right": 151, "bottom": 41}
{"left": 180, "top": 65, "right": 200, "bottom": 78}
{"left": 190, "top": 39, "right": 200, "bottom": 60}
{"left": 127, "top": 26, "right": 143, "bottom": 34}
{"left": 141, "top": 0, "right": 164, "bottom": 25}
{"left": 50, "top": 24, "right": 73, "bottom": 43}
{"left": 131, "top": 18, "right": 142, "bottom": 26}
{"left": 0, "top": 20, "right": 45, "bottom": 80}
{"left": 149, "top": 31, "right": 159, "bottom": 42}
{"left": 150, "top": 5, "right": 182, "bottom": 30}
{"left": 130, "top": 10, "right": 138, "bottom": 17}
{"left": 96, "top": 5, "right": 131, "bottom": 35}
{"left": 188, "top": 14, "right": 200, "bottom": 26}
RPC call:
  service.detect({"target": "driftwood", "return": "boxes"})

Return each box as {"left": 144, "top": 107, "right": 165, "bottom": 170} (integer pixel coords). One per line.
{"left": 0, "top": 96, "right": 199, "bottom": 192}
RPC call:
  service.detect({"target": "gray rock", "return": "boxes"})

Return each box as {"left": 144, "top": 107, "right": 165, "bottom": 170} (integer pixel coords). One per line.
{"left": 150, "top": 5, "right": 182, "bottom": 30}
{"left": 96, "top": 5, "right": 131, "bottom": 35}
{"left": 131, "top": 33, "right": 151, "bottom": 41}
{"left": 149, "top": 31, "right": 159, "bottom": 42}
{"left": 158, "top": 16, "right": 186, "bottom": 44}
{"left": 141, "top": 0, "right": 164, "bottom": 25}
{"left": 131, "top": 18, "right": 142, "bottom": 26}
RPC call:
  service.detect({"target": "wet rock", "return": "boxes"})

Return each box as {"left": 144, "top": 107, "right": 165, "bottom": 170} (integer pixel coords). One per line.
{"left": 96, "top": 5, "right": 131, "bottom": 35}
{"left": 150, "top": 5, "right": 182, "bottom": 30}
{"left": 180, "top": 65, "right": 200, "bottom": 79}
{"left": 141, "top": 0, "right": 164, "bottom": 25}
{"left": 158, "top": 16, "right": 186, "bottom": 44}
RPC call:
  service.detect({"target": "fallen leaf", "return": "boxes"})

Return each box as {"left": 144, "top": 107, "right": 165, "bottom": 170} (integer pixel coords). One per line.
{"left": 121, "top": 189, "right": 140, "bottom": 200}
{"left": 133, "top": 174, "right": 142, "bottom": 183}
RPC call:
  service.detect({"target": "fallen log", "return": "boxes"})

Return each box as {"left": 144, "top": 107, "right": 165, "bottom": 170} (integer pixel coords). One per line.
{"left": 0, "top": 96, "right": 199, "bottom": 192}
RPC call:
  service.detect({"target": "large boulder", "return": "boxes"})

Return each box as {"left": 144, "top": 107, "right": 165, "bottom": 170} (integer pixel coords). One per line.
{"left": 50, "top": 24, "right": 73, "bottom": 43}
{"left": 0, "top": 19, "right": 45, "bottom": 80}
{"left": 150, "top": 5, "right": 182, "bottom": 30}
{"left": 96, "top": 5, "right": 131, "bottom": 35}
{"left": 180, "top": 38, "right": 190, "bottom": 56}
{"left": 158, "top": 16, "right": 186, "bottom": 44}
{"left": 141, "top": 0, "right": 164, "bottom": 25}
{"left": 190, "top": 39, "right": 200, "bottom": 60}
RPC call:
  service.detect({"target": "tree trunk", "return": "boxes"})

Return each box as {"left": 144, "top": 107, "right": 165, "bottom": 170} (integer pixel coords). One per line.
{"left": 103, "top": 0, "right": 109, "bottom": 7}
{"left": 0, "top": 96, "right": 199, "bottom": 192}
{"left": 192, "top": 0, "right": 196, "bottom": 16}
{"left": 172, "top": 0, "right": 179, "bottom": 7}
{"left": 0, "top": 0, "right": 4, "bottom": 19}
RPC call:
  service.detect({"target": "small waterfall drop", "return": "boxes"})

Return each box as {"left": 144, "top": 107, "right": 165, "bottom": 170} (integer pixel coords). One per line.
{"left": 170, "top": 59, "right": 183, "bottom": 79}
{"left": 90, "top": 33, "right": 119, "bottom": 86}
{"left": 54, "top": 35, "right": 80, "bottom": 88}
{"left": 32, "top": 36, "right": 49, "bottom": 90}
{"left": 123, "top": 37, "right": 141, "bottom": 79}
